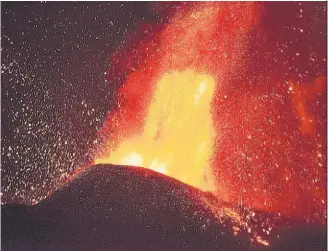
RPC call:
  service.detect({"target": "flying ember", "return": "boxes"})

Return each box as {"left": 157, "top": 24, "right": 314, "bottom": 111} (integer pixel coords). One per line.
{"left": 94, "top": 2, "right": 260, "bottom": 193}
{"left": 93, "top": 1, "right": 326, "bottom": 224}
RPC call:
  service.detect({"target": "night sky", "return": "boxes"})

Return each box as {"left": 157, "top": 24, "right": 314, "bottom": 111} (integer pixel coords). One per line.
{"left": 1, "top": 2, "right": 166, "bottom": 203}
{"left": 1, "top": 1, "right": 327, "bottom": 224}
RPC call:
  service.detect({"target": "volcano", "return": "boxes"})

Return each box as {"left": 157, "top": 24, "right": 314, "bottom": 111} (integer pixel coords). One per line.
{"left": 2, "top": 164, "right": 326, "bottom": 251}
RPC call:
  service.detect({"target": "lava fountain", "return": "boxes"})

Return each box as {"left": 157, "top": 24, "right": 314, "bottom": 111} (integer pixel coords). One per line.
{"left": 94, "top": 2, "right": 261, "bottom": 193}
{"left": 96, "top": 70, "right": 216, "bottom": 191}
{"left": 80, "top": 2, "right": 325, "bottom": 246}
{"left": 91, "top": 1, "right": 326, "bottom": 227}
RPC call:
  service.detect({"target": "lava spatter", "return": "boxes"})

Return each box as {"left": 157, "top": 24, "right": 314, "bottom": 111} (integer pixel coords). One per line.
{"left": 93, "top": 0, "right": 326, "bottom": 227}
{"left": 93, "top": 2, "right": 275, "bottom": 246}
{"left": 95, "top": 2, "right": 262, "bottom": 192}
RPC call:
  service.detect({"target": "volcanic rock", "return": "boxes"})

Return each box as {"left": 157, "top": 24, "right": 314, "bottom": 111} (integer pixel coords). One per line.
{"left": 2, "top": 164, "right": 326, "bottom": 251}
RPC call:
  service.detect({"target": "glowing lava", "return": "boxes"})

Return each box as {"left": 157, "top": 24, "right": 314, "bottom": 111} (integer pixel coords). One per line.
{"left": 92, "top": 3, "right": 271, "bottom": 244}
{"left": 94, "top": 2, "right": 261, "bottom": 192}
{"left": 92, "top": 1, "right": 326, "bottom": 226}
{"left": 96, "top": 70, "right": 216, "bottom": 191}
{"left": 74, "top": 2, "right": 326, "bottom": 246}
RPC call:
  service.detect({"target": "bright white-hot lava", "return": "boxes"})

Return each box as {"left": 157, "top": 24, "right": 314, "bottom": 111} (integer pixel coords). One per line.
{"left": 95, "top": 70, "right": 216, "bottom": 192}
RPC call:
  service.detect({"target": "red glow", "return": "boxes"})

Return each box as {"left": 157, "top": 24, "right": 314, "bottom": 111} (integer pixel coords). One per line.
{"left": 93, "top": 2, "right": 326, "bottom": 224}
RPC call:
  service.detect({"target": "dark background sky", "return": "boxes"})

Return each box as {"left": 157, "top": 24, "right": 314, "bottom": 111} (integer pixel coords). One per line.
{"left": 1, "top": 2, "right": 176, "bottom": 204}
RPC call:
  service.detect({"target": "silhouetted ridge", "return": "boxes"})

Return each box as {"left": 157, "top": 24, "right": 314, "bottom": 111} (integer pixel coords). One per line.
{"left": 2, "top": 164, "right": 326, "bottom": 251}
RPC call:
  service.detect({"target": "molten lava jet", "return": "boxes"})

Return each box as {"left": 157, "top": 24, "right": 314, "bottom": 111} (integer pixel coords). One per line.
{"left": 92, "top": 2, "right": 275, "bottom": 246}
{"left": 94, "top": 2, "right": 261, "bottom": 192}
{"left": 96, "top": 70, "right": 216, "bottom": 191}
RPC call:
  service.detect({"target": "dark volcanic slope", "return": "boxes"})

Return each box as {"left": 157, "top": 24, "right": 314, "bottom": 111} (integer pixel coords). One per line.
{"left": 2, "top": 164, "right": 249, "bottom": 251}
{"left": 2, "top": 164, "right": 326, "bottom": 251}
